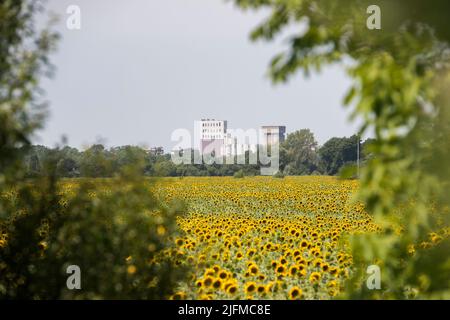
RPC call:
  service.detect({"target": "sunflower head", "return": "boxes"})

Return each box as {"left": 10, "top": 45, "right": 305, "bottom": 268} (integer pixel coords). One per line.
{"left": 248, "top": 264, "right": 259, "bottom": 275}
{"left": 212, "top": 265, "right": 220, "bottom": 273}
{"left": 170, "top": 291, "right": 187, "bottom": 300}
{"left": 257, "top": 285, "right": 266, "bottom": 294}
{"left": 204, "top": 268, "right": 215, "bottom": 277}
{"left": 203, "top": 276, "right": 213, "bottom": 287}
{"left": 288, "top": 286, "right": 303, "bottom": 300}
{"left": 289, "top": 265, "right": 298, "bottom": 276}
{"left": 212, "top": 278, "right": 222, "bottom": 290}
{"left": 309, "top": 271, "right": 321, "bottom": 283}
{"left": 245, "top": 282, "right": 257, "bottom": 294}
{"left": 227, "top": 284, "right": 238, "bottom": 295}
{"left": 276, "top": 264, "right": 286, "bottom": 274}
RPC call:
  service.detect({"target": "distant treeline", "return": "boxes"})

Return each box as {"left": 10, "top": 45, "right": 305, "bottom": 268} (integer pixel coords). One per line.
{"left": 23, "top": 129, "right": 374, "bottom": 178}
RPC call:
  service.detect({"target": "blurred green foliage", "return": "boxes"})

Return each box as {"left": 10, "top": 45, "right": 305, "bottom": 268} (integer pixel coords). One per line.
{"left": 233, "top": 169, "right": 245, "bottom": 178}
{"left": 0, "top": 0, "right": 57, "bottom": 182}
{"left": 279, "top": 129, "right": 319, "bottom": 175}
{"left": 1, "top": 155, "right": 187, "bottom": 299}
{"left": 232, "top": 0, "right": 450, "bottom": 298}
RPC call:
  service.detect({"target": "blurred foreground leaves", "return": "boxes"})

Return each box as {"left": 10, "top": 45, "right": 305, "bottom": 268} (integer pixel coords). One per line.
{"left": 0, "top": 149, "right": 188, "bottom": 299}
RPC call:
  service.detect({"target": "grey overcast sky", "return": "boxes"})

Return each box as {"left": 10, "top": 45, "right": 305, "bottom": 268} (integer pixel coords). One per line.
{"left": 37, "top": 0, "right": 360, "bottom": 151}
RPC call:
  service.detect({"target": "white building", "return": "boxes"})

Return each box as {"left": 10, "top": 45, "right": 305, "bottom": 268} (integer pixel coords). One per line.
{"left": 200, "top": 119, "right": 227, "bottom": 140}
{"left": 199, "top": 119, "right": 227, "bottom": 156}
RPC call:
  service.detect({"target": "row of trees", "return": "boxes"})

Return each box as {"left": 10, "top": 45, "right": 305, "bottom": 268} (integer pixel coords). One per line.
{"left": 24, "top": 131, "right": 373, "bottom": 178}
{"left": 280, "top": 129, "right": 373, "bottom": 175}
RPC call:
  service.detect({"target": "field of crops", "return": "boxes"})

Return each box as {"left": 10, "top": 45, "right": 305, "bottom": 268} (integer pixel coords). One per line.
{"left": 153, "top": 176, "right": 379, "bottom": 300}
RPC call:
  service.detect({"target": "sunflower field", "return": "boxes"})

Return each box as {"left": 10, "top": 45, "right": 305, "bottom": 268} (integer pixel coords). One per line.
{"left": 2, "top": 175, "right": 448, "bottom": 299}
{"left": 152, "top": 176, "right": 380, "bottom": 300}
